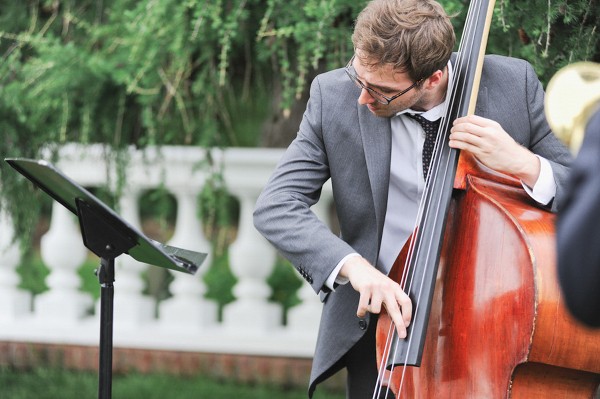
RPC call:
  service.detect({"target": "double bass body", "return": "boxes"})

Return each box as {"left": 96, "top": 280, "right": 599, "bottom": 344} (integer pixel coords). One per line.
{"left": 372, "top": 0, "right": 600, "bottom": 395}
{"left": 378, "top": 155, "right": 600, "bottom": 397}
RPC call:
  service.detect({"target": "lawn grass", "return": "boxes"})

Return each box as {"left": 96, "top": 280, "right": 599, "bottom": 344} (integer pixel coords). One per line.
{"left": 0, "top": 367, "right": 345, "bottom": 399}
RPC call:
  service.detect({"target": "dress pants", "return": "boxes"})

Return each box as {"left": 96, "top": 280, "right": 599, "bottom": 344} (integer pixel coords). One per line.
{"left": 316, "top": 314, "right": 395, "bottom": 399}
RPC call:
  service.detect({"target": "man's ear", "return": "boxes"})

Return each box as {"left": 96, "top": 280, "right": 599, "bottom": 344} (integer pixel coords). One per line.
{"left": 423, "top": 69, "right": 444, "bottom": 89}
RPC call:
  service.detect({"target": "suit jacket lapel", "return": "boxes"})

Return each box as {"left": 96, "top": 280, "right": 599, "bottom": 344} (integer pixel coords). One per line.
{"left": 475, "top": 85, "right": 488, "bottom": 116}
{"left": 450, "top": 52, "right": 488, "bottom": 116}
{"left": 358, "top": 105, "right": 392, "bottom": 249}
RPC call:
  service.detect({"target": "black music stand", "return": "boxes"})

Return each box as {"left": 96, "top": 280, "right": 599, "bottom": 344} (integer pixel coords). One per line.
{"left": 5, "top": 158, "right": 207, "bottom": 399}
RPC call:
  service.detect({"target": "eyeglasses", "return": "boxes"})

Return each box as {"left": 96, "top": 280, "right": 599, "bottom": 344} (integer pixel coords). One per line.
{"left": 344, "top": 55, "right": 423, "bottom": 105}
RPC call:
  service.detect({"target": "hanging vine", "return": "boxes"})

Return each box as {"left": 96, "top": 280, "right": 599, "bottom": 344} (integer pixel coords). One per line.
{"left": 0, "top": 0, "right": 598, "bottom": 246}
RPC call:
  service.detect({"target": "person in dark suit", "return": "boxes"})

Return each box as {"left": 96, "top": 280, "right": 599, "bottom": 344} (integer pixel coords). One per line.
{"left": 557, "top": 109, "right": 600, "bottom": 327}
{"left": 253, "top": 0, "right": 572, "bottom": 397}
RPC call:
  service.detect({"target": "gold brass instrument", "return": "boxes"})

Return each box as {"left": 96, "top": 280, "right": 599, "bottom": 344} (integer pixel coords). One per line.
{"left": 545, "top": 61, "right": 600, "bottom": 154}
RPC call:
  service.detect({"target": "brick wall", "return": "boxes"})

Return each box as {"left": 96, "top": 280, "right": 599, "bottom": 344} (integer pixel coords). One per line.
{"left": 0, "top": 341, "right": 345, "bottom": 390}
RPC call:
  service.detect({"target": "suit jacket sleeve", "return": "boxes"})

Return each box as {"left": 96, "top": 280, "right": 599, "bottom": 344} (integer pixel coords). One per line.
{"left": 479, "top": 55, "right": 572, "bottom": 212}
{"left": 253, "top": 74, "right": 357, "bottom": 293}
{"left": 522, "top": 60, "right": 572, "bottom": 211}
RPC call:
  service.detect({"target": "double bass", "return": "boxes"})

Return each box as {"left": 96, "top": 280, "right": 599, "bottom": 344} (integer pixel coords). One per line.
{"left": 374, "top": 0, "right": 600, "bottom": 397}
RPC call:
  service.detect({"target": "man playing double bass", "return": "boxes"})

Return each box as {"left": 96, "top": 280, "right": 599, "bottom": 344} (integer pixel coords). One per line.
{"left": 253, "top": 0, "right": 572, "bottom": 397}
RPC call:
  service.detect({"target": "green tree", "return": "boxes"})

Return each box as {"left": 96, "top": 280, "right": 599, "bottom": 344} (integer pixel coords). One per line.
{"left": 1, "top": 0, "right": 598, "bottom": 241}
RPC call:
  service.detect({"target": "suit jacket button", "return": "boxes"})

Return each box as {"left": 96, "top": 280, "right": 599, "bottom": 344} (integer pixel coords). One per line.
{"left": 358, "top": 319, "right": 367, "bottom": 330}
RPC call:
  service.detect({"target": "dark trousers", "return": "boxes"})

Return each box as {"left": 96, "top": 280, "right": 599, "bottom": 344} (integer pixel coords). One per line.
{"left": 318, "top": 315, "right": 395, "bottom": 399}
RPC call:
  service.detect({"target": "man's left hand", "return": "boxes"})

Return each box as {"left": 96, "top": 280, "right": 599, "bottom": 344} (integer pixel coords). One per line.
{"left": 449, "top": 115, "right": 540, "bottom": 187}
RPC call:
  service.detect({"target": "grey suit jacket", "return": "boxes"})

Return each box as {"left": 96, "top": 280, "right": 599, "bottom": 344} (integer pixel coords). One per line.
{"left": 253, "top": 54, "right": 572, "bottom": 395}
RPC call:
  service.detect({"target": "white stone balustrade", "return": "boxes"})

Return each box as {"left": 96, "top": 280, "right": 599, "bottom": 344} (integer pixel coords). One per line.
{"left": 222, "top": 149, "right": 282, "bottom": 333}
{"left": 37, "top": 203, "right": 92, "bottom": 323}
{"left": 0, "top": 143, "right": 334, "bottom": 358}
{"left": 0, "top": 209, "right": 31, "bottom": 321}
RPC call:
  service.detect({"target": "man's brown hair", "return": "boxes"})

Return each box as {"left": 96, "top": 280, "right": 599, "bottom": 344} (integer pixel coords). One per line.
{"left": 352, "top": 0, "right": 456, "bottom": 82}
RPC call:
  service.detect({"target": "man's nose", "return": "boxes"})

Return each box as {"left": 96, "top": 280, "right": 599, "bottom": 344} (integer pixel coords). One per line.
{"left": 357, "top": 87, "right": 376, "bottom": 105}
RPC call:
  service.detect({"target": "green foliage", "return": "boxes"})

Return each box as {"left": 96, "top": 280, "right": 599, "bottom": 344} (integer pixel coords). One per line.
{"left": 16, "top": 254, "right": 99, "bottom": 301}
{"left": 0, "top": 367, "right": 344, "bottom": 399}
{"left": 487, "top": 0, "right": 600, "bottom": 83}
{"left": 1, "top": 0, "right": 597, "bottom": 149}
{"left": 138, "top": 187, "right": 177, "bottom": 235}
{"left": 255, "top": 0, "right": 361, "bottom": 106}
{"left": 17, "top": 252, "right": 50, "bottom": 296}
{"left": 0, "top": 0, "right": 249, "bottom": 148}
{"left": 77, "top": 257, "right": 101, "bottom": 301}
{"left": 203, "top": 244, "right": 237, "bottom": 320}
{"left": 199, "top": 170, "right": 240, "bottom": 248}
{"left": 268, "top": 256, "right": 303, "bottom": 324}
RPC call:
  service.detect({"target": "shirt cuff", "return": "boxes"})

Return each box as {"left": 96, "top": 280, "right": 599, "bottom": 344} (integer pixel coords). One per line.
{"left": 521, "top": 155, "right": 556, "bottom": 206}
{"left": 324, "top": 253, "right": 359, "bottom": 291}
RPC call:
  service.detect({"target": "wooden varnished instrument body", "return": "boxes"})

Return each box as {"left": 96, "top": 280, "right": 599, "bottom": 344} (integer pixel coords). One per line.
{"left": 377, "top": 153, "right": 600, "bottom": 397}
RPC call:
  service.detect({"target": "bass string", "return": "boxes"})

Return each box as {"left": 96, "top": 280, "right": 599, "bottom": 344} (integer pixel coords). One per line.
{"left": 374, "top": 0, "right": 488, "bottom": 396}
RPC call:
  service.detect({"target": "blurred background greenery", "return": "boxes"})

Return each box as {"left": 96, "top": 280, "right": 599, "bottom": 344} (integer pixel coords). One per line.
{"left": 1, "top": 0, "right": 598, "bottom": 244}
{"left": 0, "top": 367, "right": 345, "bottom": 399}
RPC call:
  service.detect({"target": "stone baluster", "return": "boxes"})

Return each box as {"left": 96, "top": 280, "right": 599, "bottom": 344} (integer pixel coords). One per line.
{"left": 221, "top": 148, "right": 295, "bottom": 333}
{"left": 223, "top": 188, "right": 280, "bottom": 331}
{"left": 108, "top": 187, "right": 154, "bottom": 328}
{"left": 0, "top": 209, "right": 31, "bottom": 321}
{"left": 37, "top": 203, "right": 92, "bottom": 323}
{"left": 159, "top": 186, "right": 217, "bottom": 330}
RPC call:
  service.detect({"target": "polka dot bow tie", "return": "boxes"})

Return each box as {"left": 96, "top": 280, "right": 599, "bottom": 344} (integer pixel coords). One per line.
{"left": 407, "top": 113, "right": 441, "bottom": 180}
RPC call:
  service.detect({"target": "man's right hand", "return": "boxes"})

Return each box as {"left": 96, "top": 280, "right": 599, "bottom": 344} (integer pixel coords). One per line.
{"left": 339, "top": 256, "right": 412, "bottom": 338}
